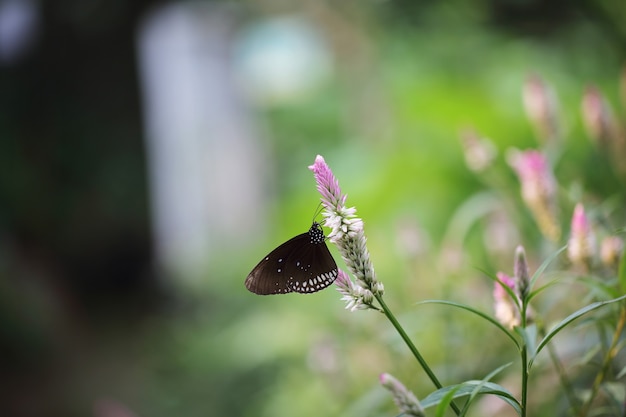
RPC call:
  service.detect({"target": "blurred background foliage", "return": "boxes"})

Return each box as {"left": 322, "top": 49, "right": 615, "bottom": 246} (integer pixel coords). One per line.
{"left": 0, "top": 0, "right": 625, "bottom": 416}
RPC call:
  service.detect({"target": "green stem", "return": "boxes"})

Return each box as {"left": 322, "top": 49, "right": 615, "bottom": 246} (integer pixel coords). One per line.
{"left": 520, "top": 298, "right": 530, "bottom": 417}
{"left": 374, "top": 293, "right": 461, "bottom": 416}
{"left": 577, "top": 304, "right": 626, "bottom": 417}
{"left": 520, "top": 343, "right": 528, "bottom": 417}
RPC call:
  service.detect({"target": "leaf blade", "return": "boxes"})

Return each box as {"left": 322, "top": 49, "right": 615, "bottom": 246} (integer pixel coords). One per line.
{"left": 534, "top": 294, "right": 626, "bottom": 358}
{"left": 421, "top": 381, "right": 521, "bottom": 416}
{"left": 416, "top": 300, "right": 520, "bottom": 350}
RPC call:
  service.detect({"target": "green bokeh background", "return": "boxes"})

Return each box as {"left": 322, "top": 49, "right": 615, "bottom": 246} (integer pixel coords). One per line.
{"left": 1, "top": 1, "right": 625, "bottom": 416}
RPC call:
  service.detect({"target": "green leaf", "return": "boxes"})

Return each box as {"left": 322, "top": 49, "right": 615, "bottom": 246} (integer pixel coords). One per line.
{"left": 515, "top": 325, "right": 537, "bottom": 369}
{"left": 529, "top": 245, "right": 567, "bottom": 291}
{"left": 416, "top": 300, "right": 520, "bottom": 349}
{"left": 602, "top": 382, "right": 626, "bottom": 409}
{"left": 533, "top": 294, "right": 626, "bottom": 361}
{"left": 526, "top": 277, "right": 561, "bottom": 303}
{"left": 480, "top": 269, "right": 521, "bottom": 311}
{"left": 422, "top": 380, "right": 521, "bottom": 416}
{"left": 573, "top": 343, "right": 601, "bottom": 368}
{"left": 576, "top": 277, "right": 621, "bottom": 300}
{"left": 435, "top": 384, "right": 462, "bottom": 417}
{"left": 616, "top": 364, "right": 626, "bottom": 380}
{"left": 459, "top": 363, "right": 513, "bottom": 415}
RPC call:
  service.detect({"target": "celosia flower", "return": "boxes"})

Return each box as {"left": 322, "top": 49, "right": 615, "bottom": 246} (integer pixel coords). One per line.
{"left": 494, "top": 272, "right": 520, "bottom": 329}
{"left": 581, "top": 86, "right": 618, "bottom": 147}
{"left": 582, "top": 86, "right": 626, "bottom": 176}
{"left": 380, "top": 373, "right": 425, "bottom": 417}
{"left": 567, "top": 203, "right": 596, "bottom": 269}
{"left": 600, "top": 236, "right": 624, "bottom": 269}
{"left": 494, "top": 246, "right": 536, "bottom": 329}
{"left": 309, "top": 155, "right": 383, "bottom": 297}
{"left": 523, "top": 74, "right": 560, "bottom": 142}
{"left": 460, "top": 129, "right": 497, "bottom": 172}
{"left": 507, "top": 149, "right": 560, "bottom": 241}
{"left": 335, "top": 269, "right": 376, "bottom": 311}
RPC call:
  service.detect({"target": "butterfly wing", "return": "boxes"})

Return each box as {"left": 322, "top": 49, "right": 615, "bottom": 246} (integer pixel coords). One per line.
{"left": 286, "top": 240, "right": 338, "bottom": 293}
{"left": 245, "top": 232, "right": 310, "bottom": 295}
{"left": 245, "top": 225, "right": 338, "bottom": 295}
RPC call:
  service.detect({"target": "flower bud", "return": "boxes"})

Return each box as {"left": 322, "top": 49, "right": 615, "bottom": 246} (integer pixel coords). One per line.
{"left": 460, "top": 129, "right": 497, "bottom": 172}
{"left": 523, "top": 74, "right": 560, "bottom": 142}
{"left": 567, "top": 203, "right": 596, "bottom": 270}
{"left": 581, "top": 86, "right": 618, "bottom": 147}
{"left": 380, "top": 373, "right": 424, "bottom": 417}
{"left": 600, "top": 236, "right": 623, "bottom": 269}
{"left": 507, "top": 149, "right": 560, "bottom": 241}
{"left": 494, "top": 272, "right": 520, "bottom": 329}
{"left": 514, "top": 246, "right": 530, "bottom": 300}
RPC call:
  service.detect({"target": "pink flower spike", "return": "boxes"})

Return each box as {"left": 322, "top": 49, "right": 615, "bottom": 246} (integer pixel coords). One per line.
{"left": 507, "top": 149, "right": 560, "bottom": 241}
{"left": 601, "top": 236, "right": 624, "bottom": 268}
{"left": 523, "top": 74, "right": 560, "bottom": 142}
{"left": 571, "top": 203, "right": 589, "bottom": 235}
{"left": 335, "top": 269, "right": 376, "bottom": 311}
{"left": 494, "top": 272, "right": 520, "bottom": 329}
{"left": 581, "top": 86, "right": 617, "bottom": 146}
{"left": 494, "top": 272, "right": 515, "bottom": 299}
{"left": 308, "top": 155, "right": 344, "bottom": 211}
{"left": 509, "top": 150, "right": 552, "bottom": 186}
{"left": 334, "top": 269, "right": 352, "bottom": 292}
{"left": 568, "top": 203, "right": 596, "bottom": 269}
{"left": 310, "top": 155, "right": 382, "bottom": 299}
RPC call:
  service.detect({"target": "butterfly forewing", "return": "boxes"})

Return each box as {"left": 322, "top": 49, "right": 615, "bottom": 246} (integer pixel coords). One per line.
{"left": 245, "top": 233, "right": 308, "bottom": 295}
{"left": 245, "top": 223, "right": 338, "bottom": 295}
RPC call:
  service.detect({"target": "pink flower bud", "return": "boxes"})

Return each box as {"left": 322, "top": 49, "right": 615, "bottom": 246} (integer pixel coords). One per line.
{"left": 460, "top": 128, "right": 496, "bottom": 172}
{"left": 581, "top": 86, "right": 618, "bottom": 147}
{"left": 507, "top": 149, "right": 560, "bottom": 241}
{"left": 523, "top": 74, "right": 560, "bottom": 142}
{"left": 600, "top": 236, "right": 623, "bottom": 269}
{"left": 494, "top": 272, "right": 520, "bottom": 329}
{"left": 567, "top": 203, "right": 596, "bottom": 269}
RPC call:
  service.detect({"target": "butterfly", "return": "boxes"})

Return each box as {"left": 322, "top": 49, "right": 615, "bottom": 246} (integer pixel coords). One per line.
{"left": 245, "top": 222, "right": 338, "bottom": 295}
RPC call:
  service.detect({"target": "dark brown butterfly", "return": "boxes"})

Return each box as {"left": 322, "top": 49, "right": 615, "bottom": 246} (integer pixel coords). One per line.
{"left": 245, "top": 222, "right": 338, "bottom": 295}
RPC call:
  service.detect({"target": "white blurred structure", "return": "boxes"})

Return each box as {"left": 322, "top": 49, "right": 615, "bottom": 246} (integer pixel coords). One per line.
{"left": 136, "top": 3, "right": 269, "bottom": 279}
{"left": 233, "top": 16, "right": 332, "bottom": 105}
{"left": 0, "top": 0, "right": 39, "bottom": 65}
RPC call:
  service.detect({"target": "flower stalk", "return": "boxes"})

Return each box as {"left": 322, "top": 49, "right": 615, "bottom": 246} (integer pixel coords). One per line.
{"left": 309, "top": 155, "right": 460, "bottom": 416}
{"left": 308, "top": 155, "right": 382, "bottom": 297}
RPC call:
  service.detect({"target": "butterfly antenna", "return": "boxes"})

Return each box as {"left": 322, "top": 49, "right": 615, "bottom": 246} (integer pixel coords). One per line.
{"left": 312, "top": 202, "right": 324, "bottom": 225}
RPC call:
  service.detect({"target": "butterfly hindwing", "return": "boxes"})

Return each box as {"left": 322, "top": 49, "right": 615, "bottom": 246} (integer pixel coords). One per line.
{"left": 245, "top": 223, "right": 338, "bottom": 295}
{"left": 245, "top": 233, "right": 309, "bottom": 295}
{"left": 286, "top": 238, "right": 338, "bottom": 293}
